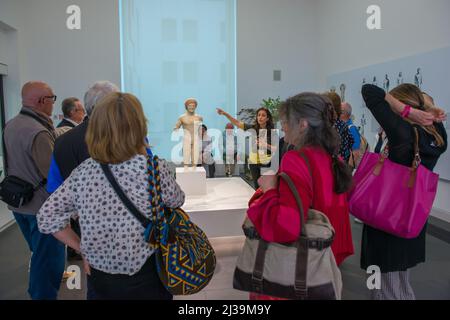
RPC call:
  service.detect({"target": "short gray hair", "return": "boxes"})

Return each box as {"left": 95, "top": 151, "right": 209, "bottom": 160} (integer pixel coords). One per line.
{"left": 341, "top": 102, "right": 352, "bottom": 116}
{"left": 84, "top": 81, "right": 120, "bottom": 116}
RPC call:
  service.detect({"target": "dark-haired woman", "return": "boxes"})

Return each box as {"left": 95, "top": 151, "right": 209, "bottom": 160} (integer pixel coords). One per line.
{"left": 216, "top": 107, "right": 278, "bottom": 188}
{"left": 246, "top": 93, "right": 355, "bottom": 300}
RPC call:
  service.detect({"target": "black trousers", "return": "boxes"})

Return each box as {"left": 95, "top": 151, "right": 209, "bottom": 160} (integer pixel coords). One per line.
{"left": 249, "top": 164, "right": 261, "bottom": 189}
{"left": 87, "top": 253, "right": 172, "bottom": 300}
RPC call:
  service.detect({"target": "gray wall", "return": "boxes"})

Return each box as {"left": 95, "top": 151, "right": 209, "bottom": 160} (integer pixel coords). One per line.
{"left": 0, "top": 0, "right": 121, "bottom": 119}
{"left": 0, "top": 0, "right": 448, "bottom": 218}
{"left": 315, "top": 0, "right": 450, "bottom": 219}
{"left": 0, "top": 0, "right": 318, "bottom": 117}
{"left": 0, "top": 23, "right": 20, "bottom": 120}
{"left": 316, "top": 0, "right": 450, "bottom": 89}
{"left": 237, "top": 0, "right": 319, "bottom": 108}
{"left": 0, "top": 0, "right": 26, "bottom": 120}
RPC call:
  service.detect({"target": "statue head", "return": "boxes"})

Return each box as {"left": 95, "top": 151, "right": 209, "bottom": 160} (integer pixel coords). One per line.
{"left": 184, "top": 98, "right": 198, "bottom": 114}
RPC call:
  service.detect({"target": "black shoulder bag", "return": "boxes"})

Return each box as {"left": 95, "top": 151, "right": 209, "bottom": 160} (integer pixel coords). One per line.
{"left": 0, "top": 111, "right": 49, "bottom": 207}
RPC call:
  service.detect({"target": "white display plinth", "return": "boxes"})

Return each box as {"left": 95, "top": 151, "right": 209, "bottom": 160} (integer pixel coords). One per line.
{"left": 176, "top": 167, "right": 207, "bottom": 196}
{"left": 182, "top": 177, "right": 256, "bottom": 238}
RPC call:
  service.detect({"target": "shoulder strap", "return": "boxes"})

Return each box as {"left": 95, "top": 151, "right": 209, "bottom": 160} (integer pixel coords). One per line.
{"left": 100, "top": 163, "right": 150, "bottom": 228}
{"left": 18, "top": 110, "right": 56, "bottom": 185}
{"left": 279, "top": 172, "right": 306, "bottom": 238}
{"left": 277, "top": 149, "right": 313, "bottom": 238}
{"left": 20, "top": 110, "right": 53, "bottom": 131}
{"left": 298, "top": 151, "right": 314, "bottom": 205}
{"left": 2, "top": 128, "right": 8, "bottom": 175}
{"left": 412, "top": 127, "right": 421, "bottom": 168}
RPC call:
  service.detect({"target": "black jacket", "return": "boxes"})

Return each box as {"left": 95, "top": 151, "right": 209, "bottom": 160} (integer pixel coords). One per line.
{"left": 53, "top": 118, "right": 90, "bottom": 180}
{"left": 56, "top": 118, "right": 76, "bottom": 129}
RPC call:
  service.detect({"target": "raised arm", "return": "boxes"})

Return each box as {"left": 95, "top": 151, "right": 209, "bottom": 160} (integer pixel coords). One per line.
{"left": 362, "top": 84, "right": 412, "bottom": 146}
{"left": 384, "top": 93, "right": 435, "bottom": 126}
{"left": 216, "top": 108, "right": 244, "bottom": 130}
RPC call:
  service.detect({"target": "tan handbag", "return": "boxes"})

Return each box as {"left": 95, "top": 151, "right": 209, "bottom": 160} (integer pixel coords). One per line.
{"left": 233, "top": 153, "right": 343, "bottom": 300}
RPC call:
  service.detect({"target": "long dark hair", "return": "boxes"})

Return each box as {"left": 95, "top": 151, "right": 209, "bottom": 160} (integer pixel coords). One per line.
{"left": 279, "top": 93, "right": 353, "bottom": 194}
{"left": 254, "top": 107, "right": 274, "bottom": 131}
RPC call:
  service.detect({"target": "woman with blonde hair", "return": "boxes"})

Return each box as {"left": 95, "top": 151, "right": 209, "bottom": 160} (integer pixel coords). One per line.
{"left": 38, "top": 92, "right": 184, "bottom": 300}
{"left": 361, "top": 83, "right": 447, "bottom": 300}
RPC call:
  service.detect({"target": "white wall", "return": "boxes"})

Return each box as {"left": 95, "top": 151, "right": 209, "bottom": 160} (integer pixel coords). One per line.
{"left": 0, "top": 0, "right": 23, "bottom": 29}
{"left": 237, "top": 0, "right": 319, "bottom": 108}
{"left": 316, "top": 0, "right": 450, "bottom": 220}
{"left": 1, "top": 0, "right": 319, "bottom": 116}
{"left": 0, "top": 0, "right": 121, "bottom": 229}
{"left": 1, "top": 0, "right": 447, "bottom": 221}
{"left": 0, "top": 23, "right": 21, "bottom": 120}
{"left": 316, "top": 0, "right": 450, "bottom": 90}
{"left": 0, "top": 0, "right": 121, "bottom": 120}
{"left": 0, "top": 0, "right": 27, "bottom": 120}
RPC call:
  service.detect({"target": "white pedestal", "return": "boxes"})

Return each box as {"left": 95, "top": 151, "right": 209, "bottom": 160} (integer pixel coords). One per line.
{"left": 182, "top": 177, "right": 256, "bottom": 238}
{"left": 176, "top": 167, "right": 207, "bottom": 196}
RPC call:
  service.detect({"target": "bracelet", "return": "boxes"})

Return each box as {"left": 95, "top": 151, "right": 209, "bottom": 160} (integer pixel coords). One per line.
{"left": 401, "top": 105, "right": 411, "bottom": 118}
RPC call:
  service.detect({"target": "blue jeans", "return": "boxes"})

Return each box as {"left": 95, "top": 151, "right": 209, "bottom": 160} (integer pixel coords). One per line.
{"left": 13, "top": 212, "right": 65, "bottom": 300}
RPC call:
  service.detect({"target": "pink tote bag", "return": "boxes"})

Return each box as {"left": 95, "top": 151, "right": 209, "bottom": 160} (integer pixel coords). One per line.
{"left": 349, "top": 128, "right": 439, "bottom": 239}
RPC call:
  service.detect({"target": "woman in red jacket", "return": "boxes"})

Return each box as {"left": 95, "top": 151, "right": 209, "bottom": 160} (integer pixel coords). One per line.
{"left": 247, "top": 92, "right": 354, "bottom": 300}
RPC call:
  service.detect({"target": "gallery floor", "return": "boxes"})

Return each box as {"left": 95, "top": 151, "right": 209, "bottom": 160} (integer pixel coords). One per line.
{"left": 1, "top": 218, "right": 449, "bottom": 300}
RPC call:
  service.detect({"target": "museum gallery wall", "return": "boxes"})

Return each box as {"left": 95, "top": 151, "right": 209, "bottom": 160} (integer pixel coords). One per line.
{"left": 328, "top": 46, "right": 450, "bottom": 181}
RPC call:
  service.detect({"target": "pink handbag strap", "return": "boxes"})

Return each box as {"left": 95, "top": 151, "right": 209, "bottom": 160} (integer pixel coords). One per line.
{"left": 373, "top": 127, "right": 421, "bottom": 188}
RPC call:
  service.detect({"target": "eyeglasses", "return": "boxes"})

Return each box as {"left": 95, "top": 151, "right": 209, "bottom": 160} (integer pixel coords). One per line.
{"left": 41, "top": 95, "right": 57, "bottom": 103}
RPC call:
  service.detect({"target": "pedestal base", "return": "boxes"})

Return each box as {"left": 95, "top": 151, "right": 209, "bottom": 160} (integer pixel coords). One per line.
{"left": 176, "top": 167, "right": 207, "bottom": 196}
{"left": 181, "top": 177, "right": 256, "bottom": 238}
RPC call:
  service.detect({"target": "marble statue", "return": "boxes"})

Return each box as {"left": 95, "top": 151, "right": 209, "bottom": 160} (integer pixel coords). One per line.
{"left": 174, "top": 98, "right": 203, "bottom": 168}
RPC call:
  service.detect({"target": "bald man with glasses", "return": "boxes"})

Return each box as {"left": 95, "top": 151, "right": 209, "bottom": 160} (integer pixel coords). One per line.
{"left": 3, "top": 81, "right": 65, "bottom": 300}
